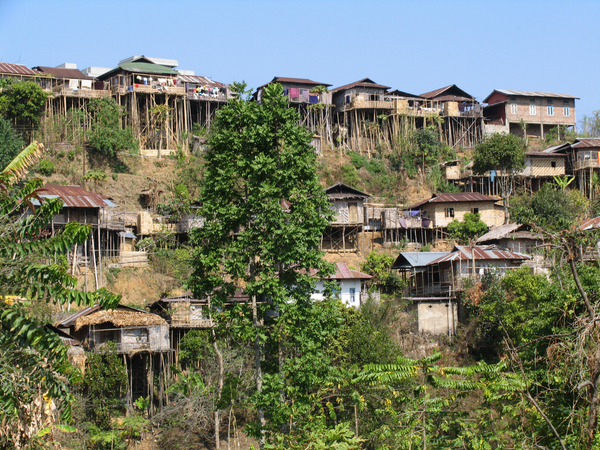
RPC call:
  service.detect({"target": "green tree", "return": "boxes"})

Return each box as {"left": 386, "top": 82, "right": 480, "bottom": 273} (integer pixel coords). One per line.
{"left": 0, "top": 143, "right": 120, "bottom": 449}
{"left": 360, "top": 251, "right": 403, "bottom": 294}
{"left": 87, "top": 98, "right": 138, "bottom": 158}
{"left": 473, "top": 133, "right": 526, "bottom": 223}
{"left": 447, "top": 212, "right": 488, "bottom": 244}
{"left": 189, "top": 82, "right": 336, "bottom": 446}
{"left": 0, "top": 116, "right": 25, "bottom": 169}
{"left": 0, "top": 80, "right": 48, "bottom": 127}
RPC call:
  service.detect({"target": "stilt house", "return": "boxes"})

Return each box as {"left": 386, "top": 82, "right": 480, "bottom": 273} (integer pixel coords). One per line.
{"left": 322, "top": 183, "right": 370, "bottom": 253}
{"left": 310, "top": 262, "right": 373, "bottom": 308}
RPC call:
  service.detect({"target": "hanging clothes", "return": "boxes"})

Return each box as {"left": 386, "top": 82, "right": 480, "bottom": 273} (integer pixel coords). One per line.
{"left": 289, "top": 88, "right": 299, "bottom": 99}
{"left": 490, "top": 170, "right": 496, "bottom": 182}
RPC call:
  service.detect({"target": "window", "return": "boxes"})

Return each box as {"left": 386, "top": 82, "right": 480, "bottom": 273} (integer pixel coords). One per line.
{"left": 511, "top": 103, "right": 517, "bottom": 114}
{"left": 563, "top": 100, "right": 570, "bottom": 105}
{"left": 444, "top": 207, "right": 455, "bottom": 218}
{"left": 551, "top": 161, "right": 557, "bottom": 168}
{"left": 510, "top": 97, "right": 517, "bottom": 101}
{"left": 471, "top": 207, "right": 479, "bottom": 214}
{"left": 564, "top": 107, "right": 570, "bottom": 117}
{"left": 547, "top": 99, "right": 553, "bottom": 105}
{"left": 547, "top": 105, "right": 554, "bottom": 116}
{"left": 529, "top": 104, "right": 536, "bottom": 115}
{"left": 349, "top": 288, "right": 356, "bottom": 304}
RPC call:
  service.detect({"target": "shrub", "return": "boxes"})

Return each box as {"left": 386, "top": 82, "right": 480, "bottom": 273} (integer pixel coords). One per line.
{"left": 38, "top": 159, "right": 55, "bottom": 176}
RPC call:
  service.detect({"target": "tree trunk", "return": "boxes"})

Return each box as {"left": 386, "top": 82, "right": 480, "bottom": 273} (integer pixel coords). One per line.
{"left": 209, "top": 297, "right": 224, "bottom": 450}
{"left": 252, "top": 293, "right": 265, "bottom": 449}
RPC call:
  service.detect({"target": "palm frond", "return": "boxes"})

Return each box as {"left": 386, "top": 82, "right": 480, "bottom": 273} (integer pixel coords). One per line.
{"left": 1, "top": 142, "right": 44, "bottom": 181}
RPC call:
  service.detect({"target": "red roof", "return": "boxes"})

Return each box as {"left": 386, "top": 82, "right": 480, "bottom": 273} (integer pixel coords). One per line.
{"left": 408, "top": 192, "right": 498, "bottom": 210}
{"left": 40, "top": 184, "right": 114, "bottom": 208}
{"left": 428, "top": 245, "right": 530, "bottom": 265}
{"left": 0, "top": 62, "right": 38, "bottom": 76}
{"left": 572, "top": 139, "right": 600, "bottom": 149}
{"left": 326, "top": 263, "right": 372, "bottom": 280}
{"left": 579, "top": 217, "right": 600, "bottom": 231}
{"left": 331, "top": 78, "right": 390, "bottom": 93}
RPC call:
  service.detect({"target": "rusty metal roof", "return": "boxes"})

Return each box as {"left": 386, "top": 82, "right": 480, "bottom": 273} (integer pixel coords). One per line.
{"left": 483, "top": 89, "right": 579, "bottom": 103}
{"left": 408, "top": 192, "right": 498, "bottom": 209}
{"left": 427, "top": 245, "right": 530, "bottom": 265}
{"left": 177, "top": 75, "right": 226, "bottom": 88}
{"left": 40, "top": 184, "right": 115, "bottom": 208}
{"left": 331, "top": 78, "right": 391, "bottom": 93}
{"left": 0, "top": 62, "right": 38, "bottom": 76}
{"left": 572, "top": 139, "right": 600, "bottom": 149}
{"left": 579, "top": 217, "right": 600, "bottom": 231}
{"left": 322, "top": 262, "right": 372, "bottom": 280}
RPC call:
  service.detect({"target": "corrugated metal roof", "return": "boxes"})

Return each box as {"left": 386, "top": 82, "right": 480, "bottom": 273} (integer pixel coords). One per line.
{"left": 579, "top": 217, "right": 600, "bottom": 231}
{"left": 526, "top": 151, "right": 567, "bottom": 157}
{"left": 392, "top": 252, "right": 450, "bottom": 269}
{"left": 325, "top": 182, "right": 370, "bottom": 199}
{"left": 177, "top": 74, "right": 226, "bottom": 88}
{"left": 331, "top": 78, "right": 390, "bottom": 93}
{"left": 0, "top": 62, "right": 38, "bottom": 76}
{"left": 257, "top": 77, "right": 332, "bottom": 90}
{"left": 40, "top": 184, "right": 115, "bottom": 208}
{"left": 408, "top": 192, "right": 498, "bottom": 209}
{"left": 33, "top": 66, "right": 93, "bottom": 80}
{"left": 327, "top": 263, "right": 372, "bottom": 280}
{"left": 427, "top": 245, "right": 530, "bottom": 265}
{"left": 484, "top": 89, "right": 579, "bottom": 103}
{"left": 476, "top": 223, "right": 522, "bottom": 243}
{"left": 572, "top": 139, "right": 600, "bottom": 149}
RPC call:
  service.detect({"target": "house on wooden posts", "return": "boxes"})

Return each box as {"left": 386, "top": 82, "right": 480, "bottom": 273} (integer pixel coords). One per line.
{"left": 577, "top": 217, "right": 600, "bottom": 262}
{"left": 56, "top": 304, "right": 170, "bottom": 411}
{"left": 570, "top": 138, "right": 600, "bottom": 199}
{"left": 483, "top": 89, "right": 578, "bottom": 140}
{"left": 0, "top": 62, "right": 39, "bottom": 82}
{"left": 310, "top": 262, "right": 373, "bottom": 308}
{"left": 404, "top": 193, "right": 504, "bottom": 244}
{"left": 254, "top": 77, "right": 333, "bottom": 151}
{"left": 322, "top": 183, "right": 370, "bottom": 253}
{"left": 446, "top": 143, "right": 571, "bottom": 195}
{"left": 37, "top": 184, "right": 147, "bottom": 270}
{"left": 255, "top": 77, "right": 332, "bottom": 105}
{"left": 33, "top": 63, "right": 101, "bottom": 98}
{"left": 419, "top": 84, "right": 484, "bottom": 149}
{"left": 393, "top": 245, "right": 530, "bottom": 334}
{"left": 149, "top": 290, "right": 252, "bottom": 367}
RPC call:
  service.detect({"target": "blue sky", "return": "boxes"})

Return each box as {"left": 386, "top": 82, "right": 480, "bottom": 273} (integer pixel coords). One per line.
{"left": 1, "top": 0, "right": 598, "bottom": 121}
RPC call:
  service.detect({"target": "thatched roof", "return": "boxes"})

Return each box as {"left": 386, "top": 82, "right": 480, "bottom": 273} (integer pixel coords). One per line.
{"left": 75, "top": 310, "right": 166, "bottom": 331}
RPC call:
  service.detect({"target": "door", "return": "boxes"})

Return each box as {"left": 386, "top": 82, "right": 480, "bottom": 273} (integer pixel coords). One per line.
{"left": 348, "top": 203, "right": 358, "bottom": 223}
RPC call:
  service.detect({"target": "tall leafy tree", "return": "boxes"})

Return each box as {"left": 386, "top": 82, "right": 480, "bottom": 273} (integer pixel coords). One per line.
{"left": 0, "top": 142, "right": 120, "bottom": 449}
{"left": 189, "top": 82, "right": 335, "bottom": 445}
{"left": 0, "top": 81, "right": 48, "bottom": 128}
{"left": 87, "top": 97, "right": 138, "bottom": 157}
{"left": 473, "top": 132, "right": 526, "bottom": 223}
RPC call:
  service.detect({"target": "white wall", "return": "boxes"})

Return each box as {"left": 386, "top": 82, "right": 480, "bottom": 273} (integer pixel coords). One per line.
{"left": 312, "top": 279, "right": 363, "bottom": 308}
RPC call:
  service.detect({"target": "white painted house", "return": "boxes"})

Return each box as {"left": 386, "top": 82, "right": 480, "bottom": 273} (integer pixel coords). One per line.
{"left": 311, "top": 262, "right": 372, "bottom": 308}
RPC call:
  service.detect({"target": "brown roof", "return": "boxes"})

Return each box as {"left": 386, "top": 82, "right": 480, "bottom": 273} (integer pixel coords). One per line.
{"left": 0, "top": 62, "right": 38, "bottom": 76}
{"left": 526, "top": 152, "right": 567, "bottom": 157}
{"left": 408, "top": 192, "right": 498, "bottom": 209}
{"left": 33, "top": 66, "right": 93, "bottom": 80}
{"left": 483, "top": 89, "right": 579, "bottom": 103}
{"left": 419, "top": 84, "right": 475, "bottom": 101}
{"left": 40, "top": 184, "right": 114, "bottom": 208}
{"left": 428, "top": 245, "right": 530, "bottom": 265}
{"left": 257, "top": 77, "right": 332, "bottom": 90}
{"left": 572, "top": 139, "right": 600, "bottom": 149}
{"left": 331, "top": 78, "right": 391, "bottom": 93}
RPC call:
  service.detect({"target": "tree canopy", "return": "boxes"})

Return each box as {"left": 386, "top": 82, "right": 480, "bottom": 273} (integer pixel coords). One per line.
{"left": 447, "top": 212, "right": 488, "bottom": 244}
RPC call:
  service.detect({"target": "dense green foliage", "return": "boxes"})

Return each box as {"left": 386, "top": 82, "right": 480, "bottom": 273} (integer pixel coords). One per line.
{"left": 360, "top": 251, "right": 403, "bottom": 294}
{"left": 87, "top": 97, "right": 138, "bottom": 157}
{"left": 511, "top": 182, "right": 589, "bottom": 231}
{"left": 0, "top": 81, "right": 48, "bottom": 126}
{"left": 447, "top": 212, "right": 488, "bottom": 244}
{"left": 0, "top": 116, "right": 25, "bottom": 169}
{"left": 0, "top": 145, "right": 120, "bottom": 449}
